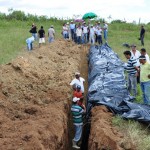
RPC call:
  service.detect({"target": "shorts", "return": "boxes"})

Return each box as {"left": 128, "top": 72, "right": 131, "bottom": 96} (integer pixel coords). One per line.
{"left": 39, "top": 38, "right": 45, "bottom": 43}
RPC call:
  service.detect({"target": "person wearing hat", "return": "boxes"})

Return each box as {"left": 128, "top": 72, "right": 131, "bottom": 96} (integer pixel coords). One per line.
{"left": 48, "top": 25, "right": 55, "bottom": 43}
{"left": 89, "top": 24, "right": 95, "bottom": 45}
{"left": 123, "top": 50, "right": 140, "bottom": 97}
{"left": 70, "top": 21, "right": 76, "bottom": 41}
{"left": 71, "top": 97, "right": 85, "bottom": 149}
{"left": 130, "top": 44, "right": 141, "bottom": 83}
{"left": 73, "top": 85, "right": 83, "bottom": 98}
{"left": 139, "top": 55, "right": 150, "bottom": 105}
{"left": 70, "top": 72, "right": 85, "bottom": 93}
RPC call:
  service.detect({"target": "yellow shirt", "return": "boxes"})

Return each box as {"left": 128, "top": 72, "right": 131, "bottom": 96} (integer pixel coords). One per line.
{"left": 140, "top": 62, "right": 150, "bottom": 82}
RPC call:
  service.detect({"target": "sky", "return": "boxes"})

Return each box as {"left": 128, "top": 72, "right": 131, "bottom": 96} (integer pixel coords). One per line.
{"left": 0, "top": 0, "right": 150, "bottom": 23}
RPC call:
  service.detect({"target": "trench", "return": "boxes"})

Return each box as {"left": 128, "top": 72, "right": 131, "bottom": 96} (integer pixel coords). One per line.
{"left": 67, "top": 44, "right": 90, "bottom": 150}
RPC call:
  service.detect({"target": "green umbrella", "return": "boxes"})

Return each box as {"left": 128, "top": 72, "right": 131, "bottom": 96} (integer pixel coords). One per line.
{"left": 82, "top": 12, "right": 97, "bottom": 19}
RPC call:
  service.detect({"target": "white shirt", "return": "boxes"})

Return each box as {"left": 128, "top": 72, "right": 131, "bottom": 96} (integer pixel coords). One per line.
{"left": 70, "top": 77, "right": 85, "bottom": 93}
{"left": 130, "top": 50, "right": 141, "bottom": 66}
{"left": 76, "top": 28, "right": 82, "bottom": 36}
{"left": 145, "top": 53, "right": 150, "bottom": 63}
{"left": 104, "top": 24, "right": 108, "bottom": 31}
{"left": 96, "top": 28, "right": 102, "bottom": 35}
{"left": 83, "top": 26, "right": 88, "bottom": 34}
{"left": 48, "top": 28, "right": 55, "bottom": 37}
{"left": 90, "top": 28, "right": 95, "bottom": 36}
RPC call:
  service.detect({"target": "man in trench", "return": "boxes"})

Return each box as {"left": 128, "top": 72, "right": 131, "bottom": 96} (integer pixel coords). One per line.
{"left": 71, "top": 97, "right": 85, "bottom": 149}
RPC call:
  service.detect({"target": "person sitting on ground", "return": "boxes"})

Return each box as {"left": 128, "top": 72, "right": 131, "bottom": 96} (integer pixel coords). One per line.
{"left": 73, "top": 85, "right": 83, "bottom": 98}
{"left": 38, "top": 26, "right": 45, "bottom": 47}
{"left": 71, "top": 97, "right": 85, "bottom": 149}
{"left": 70, "top": 72, "right": 85, "bottom": 94}
{"left": 140, "top": 48, "right": 150, "bottom": 64}
{"left": 48, "top": 25, "right": 55, "bottom": 43}
{"left": 139, "top": 55, "right": 150, "bottom": 105}
{"left": 26, "top": 36, "right": 35, "bottom": 51}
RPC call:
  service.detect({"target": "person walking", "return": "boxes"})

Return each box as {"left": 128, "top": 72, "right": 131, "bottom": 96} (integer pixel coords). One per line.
{"left": 140, "top": 25, "right": 145, "bottom": 46}
{"left": 139, "top": 55, "right": 150, "bottom": 105}
{"left": 71, "top": 97, "right": 85, "bottom": 149}
{"left": 48, "top": 25, "right": 55, "bottom": 43}
{"left": 38, "top": 26, "right": 45, "bottom": 47}
{"left": 123, "top": 51, "right": 139, "bottom": 97}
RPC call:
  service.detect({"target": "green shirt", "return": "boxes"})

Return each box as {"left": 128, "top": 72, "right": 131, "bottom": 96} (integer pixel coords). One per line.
{"left": 140, "top": 62, "right": 150, "bottom": 82}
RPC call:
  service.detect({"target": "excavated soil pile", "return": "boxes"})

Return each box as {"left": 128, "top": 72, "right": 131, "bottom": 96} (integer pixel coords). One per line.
{"left": 88, "top": 106, "right": 135, "bottom": 150}
{"left": 0, "top": 40, "right": 82, "bottom": 150}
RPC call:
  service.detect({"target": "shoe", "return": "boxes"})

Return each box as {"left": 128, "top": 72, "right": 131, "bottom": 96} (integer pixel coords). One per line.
{"left": 72, "top": 139, "right": 80, "bottom": 149}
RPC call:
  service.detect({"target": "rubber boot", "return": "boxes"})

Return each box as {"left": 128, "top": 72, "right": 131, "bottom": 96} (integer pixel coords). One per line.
{"left": 72, "top": 139, "right": 80, "bottom": 149}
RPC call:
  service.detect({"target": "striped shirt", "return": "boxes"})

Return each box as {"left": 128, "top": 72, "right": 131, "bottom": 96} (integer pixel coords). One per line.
{"left": 125, "top": 57, "right": 137, "bottom": 75}
{"left": 71, "top": 104, "right": 84, "bottom": 125}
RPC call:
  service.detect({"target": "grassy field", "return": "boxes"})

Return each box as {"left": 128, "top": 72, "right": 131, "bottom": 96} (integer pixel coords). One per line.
{"left": 0, "top": 20, "right": 150, "bottom": 149}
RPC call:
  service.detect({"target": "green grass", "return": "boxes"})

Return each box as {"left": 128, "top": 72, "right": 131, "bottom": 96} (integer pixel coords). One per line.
{"left": 112, "top": 116, "right": 150, "bottom": 150}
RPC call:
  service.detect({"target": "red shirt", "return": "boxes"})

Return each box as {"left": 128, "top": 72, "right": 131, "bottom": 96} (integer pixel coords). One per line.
{"left": 73, "top": 91, "right": 82, "bottom": 98}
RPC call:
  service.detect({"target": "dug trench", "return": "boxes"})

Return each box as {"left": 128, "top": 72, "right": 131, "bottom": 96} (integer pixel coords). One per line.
{"left": 0, "top": 40, "right": 135, "bottom": 150}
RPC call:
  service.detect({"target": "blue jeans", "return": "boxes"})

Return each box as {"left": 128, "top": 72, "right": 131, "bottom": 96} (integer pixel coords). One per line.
{"left": 127, "top": 74, "right": 137, "bottom": 97}
{"left": 71, "top": 29, "right": 75, "bottom": 41}
{"left": 48, "top": 37, "right": 54, "bottom": 43}
{"left": 63, "top": 32, "right": 68, "bottom": 39}
{"left": 104, "top": 30, "right": 108, "bottom": 41}
{"left": 140, "top": 81, "right": 150, "bottom": 104}
{"left": 32, "top": 33, "right": 37, "bottom": 40}
{"left": 83, "top": 33, "right": 88, "bottom": 43}
{"left": 77, "top": 36, "right": 81, "bottom": 44}
{"left": 73, "top": 125, "right": 82, "bottom": 142}
{"left": 26, "top": 42, "right": 33, "bottom": 50}
{"left": 97, "top": 35, "right": 102, "bottom": 45}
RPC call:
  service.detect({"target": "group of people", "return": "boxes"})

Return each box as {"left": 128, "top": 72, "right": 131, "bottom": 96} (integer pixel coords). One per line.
{"left": 70, "top": 72, "right": 86, "bottom": 149}
{"left": 62, "top": 21, "right": 108, "bottom": 45}
{"left": 124, "top": 44, "right": 150, "bottom": 105}
{"left": 26, "top": 23, "right": 55, "bottom": 50}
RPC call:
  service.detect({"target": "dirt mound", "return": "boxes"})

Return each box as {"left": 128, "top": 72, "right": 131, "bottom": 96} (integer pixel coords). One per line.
{"left": 0, "top": 40, "right": 82, "bottom": 150}
{"left": 88, "top": 106, "right": 135, "bottom": 150}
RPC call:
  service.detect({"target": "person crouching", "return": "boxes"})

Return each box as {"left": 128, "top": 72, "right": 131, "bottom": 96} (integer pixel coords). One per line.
{"left": 26, "top": 36, "right": 35, "bottom": 51}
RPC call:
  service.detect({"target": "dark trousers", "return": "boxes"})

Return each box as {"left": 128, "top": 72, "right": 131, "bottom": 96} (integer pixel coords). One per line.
{"left": 97, "top": 35, "right": 103, "bottom": 45}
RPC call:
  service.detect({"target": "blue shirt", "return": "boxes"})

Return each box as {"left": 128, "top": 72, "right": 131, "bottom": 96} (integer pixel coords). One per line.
{"left": 70, "top": 24, "right": 75, "bottom": 29}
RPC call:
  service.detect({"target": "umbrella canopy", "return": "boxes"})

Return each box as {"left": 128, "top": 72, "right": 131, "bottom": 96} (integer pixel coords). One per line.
{"left": 74, "top": 19, "right": 84, "bottom": 22}
{"left": 82, "top": 12, "right": 97, "bottom": 19}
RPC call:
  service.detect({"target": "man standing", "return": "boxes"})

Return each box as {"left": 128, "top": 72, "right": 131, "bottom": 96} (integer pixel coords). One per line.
{"left": 130, "top": 44, "right": 141, "bottom": 83}
{"left": 70, "top": 21, "right": 76, "bottom": 41}
{"left": 103, "top": 22, "right": 108, "bottom": 43}
{"left": 140, "top": 25, "right": 145, "bottom": 46}
{"left": 70, "top": 72, "right": 85, "bottom": 94}
{"left": 139, "top": 55, "right": 150, "bottom": 105}
{"left": 38, "top": 26, "right": 45, "bottom": 47}
{"left": 124, "top": 51, "right": 139, "bottom": 97}
{"left": 140, "top": 48, "right": 150, "bottom": 64}
{"left": 71, "top": 97, "right": 85, "bottom": 149}
{"left": 76, "top": 25, "right": 82, "bottom": 44}
{"left": 89, "top": 25, "right": 95, "bottom": 45}
{"left": 48, "top": 25, "right": 55, "bottom": 43}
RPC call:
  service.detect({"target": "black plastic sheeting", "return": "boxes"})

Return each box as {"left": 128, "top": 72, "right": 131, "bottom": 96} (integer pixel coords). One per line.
{"left": 87, "top": 44, "right": 150, "bottom": 123}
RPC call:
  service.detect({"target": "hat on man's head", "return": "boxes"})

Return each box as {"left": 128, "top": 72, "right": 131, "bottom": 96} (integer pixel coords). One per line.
{"left": 91, "top": 24, "right": 93, "bottom": 27}
{"left": 139, "top": 55, "right": 146, "bottom": 60}
{"left": 72, "top": 97, "right": 80, "bottom": 102}
{"left": 75, "top": 72, "right": 80, "bottom": 75}
{"left": 51, "top": 25, "right": 54, "bottom": 28}
{"left": 71, "top": 21, "right": 73, "bottom": 23}
{"left": 131, "top": 44, "right": 136, "bottom": 47}
{"left": 76, "top": 85, "right": 81, "bottom": 89}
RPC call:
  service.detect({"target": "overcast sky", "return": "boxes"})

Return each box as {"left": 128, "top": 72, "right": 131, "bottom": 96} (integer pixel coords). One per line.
{"left": 0, "top": 0, "right": 150, "bottom": 23}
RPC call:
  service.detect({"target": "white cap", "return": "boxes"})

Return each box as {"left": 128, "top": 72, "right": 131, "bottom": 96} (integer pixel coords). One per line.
{"left": 75, "top": 72, "right": 80, "bottom": 75}
{"left": 73, "top": 97, "right": 80, "bottom": 102}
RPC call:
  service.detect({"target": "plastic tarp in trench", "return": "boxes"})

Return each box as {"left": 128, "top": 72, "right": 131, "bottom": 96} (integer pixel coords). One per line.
{"left": 87, "top": 44, "right": 150, "bottom": 123}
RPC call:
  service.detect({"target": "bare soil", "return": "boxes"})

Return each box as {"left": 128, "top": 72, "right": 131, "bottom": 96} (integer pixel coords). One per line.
{"left": 0, "top": 40, "right": 134, "bottom": 150}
